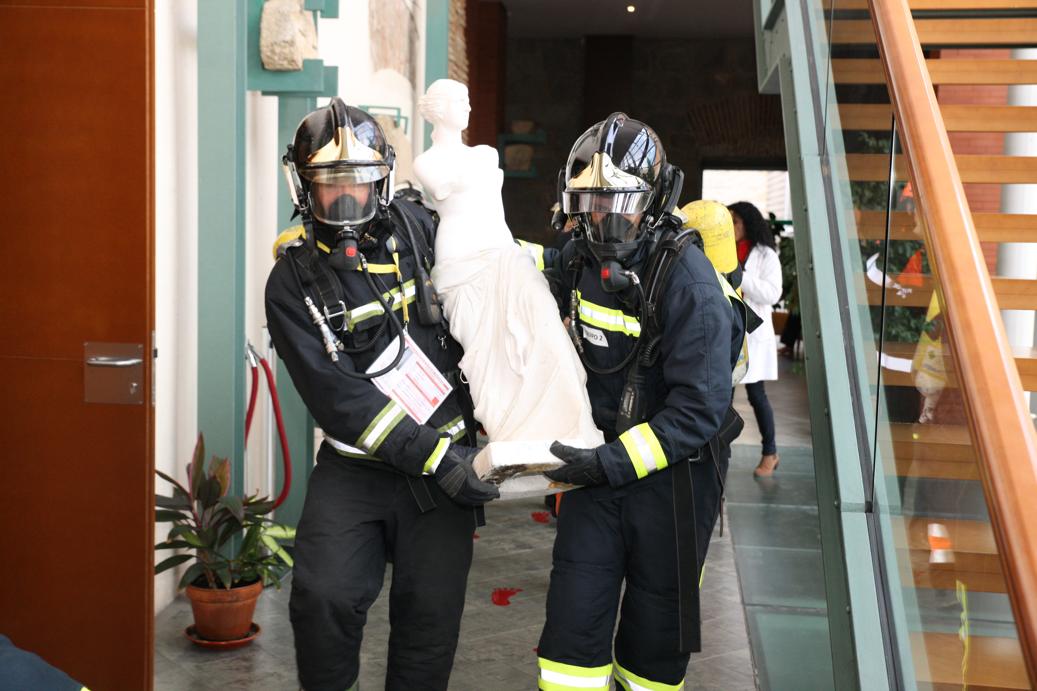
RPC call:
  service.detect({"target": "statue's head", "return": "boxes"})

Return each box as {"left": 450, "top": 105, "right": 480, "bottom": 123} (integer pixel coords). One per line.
{"left": 418, "top": 79, "right": 470, "bottom": 132}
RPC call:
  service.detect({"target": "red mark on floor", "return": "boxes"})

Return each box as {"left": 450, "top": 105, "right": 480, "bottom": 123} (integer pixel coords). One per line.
{"left": 473, "top": 532, "right": 479, "bottom": 540}
{"left": 531, "top": 511, "right": 550, "bottom": 524}
{"left": 491, "top": 587, "right": 522, "bottom": 606}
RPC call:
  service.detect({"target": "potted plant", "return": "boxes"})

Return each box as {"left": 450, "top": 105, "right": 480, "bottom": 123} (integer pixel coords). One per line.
{"left": 154, "top": 434, "right": 292, "bottom": 645}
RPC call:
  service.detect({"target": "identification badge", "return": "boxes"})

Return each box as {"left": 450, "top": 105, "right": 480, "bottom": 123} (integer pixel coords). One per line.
{"left": 581, "top": 324, "right": 608, "bottom": 348}
{"left": 367, "top": 332, "right": 453, "bottom": 424}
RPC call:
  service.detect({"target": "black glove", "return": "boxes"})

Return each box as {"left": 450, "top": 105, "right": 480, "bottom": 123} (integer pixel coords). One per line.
{"left": 434, "top": 450, "right": 500, "bottom": 507}
{"left": 449, "top": 443, "right": 481, "bottom": 465}
{"left": 544, "top": 442, "right": 608, "bottom": 487}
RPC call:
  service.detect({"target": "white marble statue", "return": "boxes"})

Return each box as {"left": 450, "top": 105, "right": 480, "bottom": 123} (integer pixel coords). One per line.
{"left": 413, "top": 79, "right": 603, "bottom": 496}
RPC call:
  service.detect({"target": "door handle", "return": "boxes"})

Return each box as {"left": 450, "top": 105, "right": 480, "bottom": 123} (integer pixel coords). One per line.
{"left": 86, "top": 356, "right": 144, "bottom": 368}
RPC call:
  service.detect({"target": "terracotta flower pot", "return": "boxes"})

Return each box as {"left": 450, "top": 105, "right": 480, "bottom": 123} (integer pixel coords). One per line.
{"left": 186, "top": 579, "right": 263, "bottom": 641}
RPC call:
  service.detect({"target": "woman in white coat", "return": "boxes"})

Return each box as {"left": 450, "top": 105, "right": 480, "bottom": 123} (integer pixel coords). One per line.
{"left": 729, "top": 202, "right": 784, "bottom": 477}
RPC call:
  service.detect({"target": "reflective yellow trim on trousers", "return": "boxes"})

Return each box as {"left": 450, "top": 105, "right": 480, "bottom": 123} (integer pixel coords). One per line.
{"left": 576, "top": 290, "right": 641, "bottom": 337}
{"left": 517, "top": 239, "right": 546, "bottom": 271}
{"left": 423, "top": 437, "right": 450, "bottom": 474}
{"left": 618, "top": 423, "right": 668, "bottom": 479}
{"left": 538, "top": 658, "right": 612, "bottom": 690}
{"left": 356, "top": 401, "right": 406, "bottom": 453}
{"left": 614, "top": 660, "right": 684, "bottom": 691}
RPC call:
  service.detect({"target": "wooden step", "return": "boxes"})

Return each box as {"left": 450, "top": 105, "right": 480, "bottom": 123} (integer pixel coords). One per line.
{"left": 875, "top": 343, "right": 1037, "bottom": 391}
{"left": 840, "top": 103, "right": 1037, "bottom": 132}
{"left": 847, "top": 153, "right": 1037, "bottom": 184}
{"left": 892, "top": 517, "right": 1006, "bottom": 594}
{"left": 865, "top": 278, "right": 1037, "bottom": 310}
{"left": 885, "top": 423, "right": 978, "bottom": 480}
{"left": 838, "top": 0, "right": 1037, "bottom": 8}
{"left": 854, "top": 211, "right": 1037, "bottom": 243}
{"left": 833, "top": 18, "right": 1037, "bottom": 46}
{"left": 833, "top": 58, "right": 1037, "bottom": 86}
{"left": 911, "top": 631, "right": 1029, "bottom": 690}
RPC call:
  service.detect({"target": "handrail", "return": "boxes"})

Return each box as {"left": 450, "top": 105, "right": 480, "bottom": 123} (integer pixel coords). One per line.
{"left": 868, "top": 0, "right": 1037, "bottom": 679}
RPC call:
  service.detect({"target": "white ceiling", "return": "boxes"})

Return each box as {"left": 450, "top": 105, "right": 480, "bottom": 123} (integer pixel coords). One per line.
{"left": 485, "top": 0, "right": 755, "bottom": 39}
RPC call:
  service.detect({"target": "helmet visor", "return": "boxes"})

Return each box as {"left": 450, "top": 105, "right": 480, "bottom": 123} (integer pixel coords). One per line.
{"left": 579, "top": 211, "right": 642, "bottom": 245}
{"left": 562, "top": 190, "right": 653, "bottom": 215}
{"left": 310, "top": 181, "right": 379, "bottom": 226}
{"left": 301, "top": 161, "right": 390, "bottom": 185}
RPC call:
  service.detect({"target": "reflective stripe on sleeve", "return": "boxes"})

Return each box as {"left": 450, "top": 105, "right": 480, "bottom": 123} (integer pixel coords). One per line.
{"left": 538, "top": 658, "right": 611, "bottom": 691}
{"left": 577, "top": 290, "right": 641, "bottom": 337}
{"left": 517, "top": 239, "right": 546, "bottom": 271}
{"left": 324, "top": 435, "right": 379, "bottom": 460}
{"left": 437, "top": 415, "right": 467, "bottom": 442}
{"left": 618, "top": 423, "right": 667, "bottom": 479}
{"left": 356, "top": 401, "right": 407, "bottom": 453}
{"left": 346, "top": 280, "right": 417, "bottom": 330}
{"left": 423, "top": 437, "right": 450, "bottom": 474}
{"left": 614, "top": 661, "right": 684, "bottom": 691}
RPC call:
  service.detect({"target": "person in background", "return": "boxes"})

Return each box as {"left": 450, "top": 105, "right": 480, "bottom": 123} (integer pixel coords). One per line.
{"left": 728, "top": 201, "right": 784, "bottom": 477}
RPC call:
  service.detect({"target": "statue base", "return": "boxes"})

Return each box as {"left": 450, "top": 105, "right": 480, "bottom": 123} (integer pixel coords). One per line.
{"left": 473, "top": 440, "right": 585, "bottom": 500}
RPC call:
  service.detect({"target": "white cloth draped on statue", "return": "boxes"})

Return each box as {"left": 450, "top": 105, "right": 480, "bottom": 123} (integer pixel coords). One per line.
{"left": 432, "top": 244, "right": 603, "bottom": 447}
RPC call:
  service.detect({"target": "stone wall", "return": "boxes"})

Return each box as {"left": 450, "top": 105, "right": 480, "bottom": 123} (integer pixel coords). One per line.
{"left": 502, "top": 37, "right": 785, "bottom": 244}
{"left": 503, "top": 38, "right": 586, "bottom": 244}
{"left": 449, "top": 0, "right": 469, "bottom": 86}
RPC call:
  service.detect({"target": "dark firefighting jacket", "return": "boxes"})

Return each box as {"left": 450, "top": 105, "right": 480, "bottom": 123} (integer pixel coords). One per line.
{"left": 264, "top": 199, "right": 470, "bottom": 479}
{"left": 549, "top": 239, "right": 744, "bottom": 488}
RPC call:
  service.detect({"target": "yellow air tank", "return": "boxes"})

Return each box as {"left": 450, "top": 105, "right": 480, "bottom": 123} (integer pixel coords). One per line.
{"left": 680, "top": 199, "right": 738, "bottom": 274}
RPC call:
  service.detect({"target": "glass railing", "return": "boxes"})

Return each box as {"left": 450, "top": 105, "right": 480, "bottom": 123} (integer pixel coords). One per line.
{"left": 813, "top": 1, "right": 1034, "bottom": 687}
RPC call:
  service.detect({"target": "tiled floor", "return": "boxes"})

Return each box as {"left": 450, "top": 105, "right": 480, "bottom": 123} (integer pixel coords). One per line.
{"left": 155, "top": 356, "right": 821, "bottom": 690}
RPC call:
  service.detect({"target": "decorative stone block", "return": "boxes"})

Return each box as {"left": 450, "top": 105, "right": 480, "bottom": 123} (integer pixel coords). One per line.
{"left": 260, "top": 0, "right": 319, "bottom": 72}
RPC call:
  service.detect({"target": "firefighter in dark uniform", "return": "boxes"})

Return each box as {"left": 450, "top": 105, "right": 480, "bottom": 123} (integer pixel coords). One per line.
{"left": 264, "top": 98, "right": 499, "bottom": 691}
{"left": 535, "top": 113, "right": 750, "bottom": 691}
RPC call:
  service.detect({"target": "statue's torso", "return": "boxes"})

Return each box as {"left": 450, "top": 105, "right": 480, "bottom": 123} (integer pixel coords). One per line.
{"left": 417, "top": 143, "right": 514, "bottom": 263}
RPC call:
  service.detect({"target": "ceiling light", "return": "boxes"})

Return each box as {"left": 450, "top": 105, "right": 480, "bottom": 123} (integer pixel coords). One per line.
{"left": 627, "top": 5, "right": 636, "bottom": 12}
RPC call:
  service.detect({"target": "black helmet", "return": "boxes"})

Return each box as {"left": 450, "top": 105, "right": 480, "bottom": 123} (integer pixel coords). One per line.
{"left": 283, "top": 98, "right": 396, "bottom": 227}
{"left": 560, "top": 113, "right": 682, "bottom": 261}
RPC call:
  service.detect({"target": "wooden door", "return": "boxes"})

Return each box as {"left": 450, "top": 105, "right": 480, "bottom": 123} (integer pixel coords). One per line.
{"left": 0, "top": 1, "right": 154, "bottom": 689}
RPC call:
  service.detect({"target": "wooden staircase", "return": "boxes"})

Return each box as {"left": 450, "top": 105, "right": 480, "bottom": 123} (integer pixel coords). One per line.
{"left": 826, "top": 1, "right": 1037, "bottom": 686}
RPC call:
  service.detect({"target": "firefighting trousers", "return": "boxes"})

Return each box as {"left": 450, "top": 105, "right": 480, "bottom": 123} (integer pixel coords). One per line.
{"left": 537, "top": 450, "right": 728, "bottom": 691}
{"left": 289, "top": 456, "right": 478, "bottom": 691}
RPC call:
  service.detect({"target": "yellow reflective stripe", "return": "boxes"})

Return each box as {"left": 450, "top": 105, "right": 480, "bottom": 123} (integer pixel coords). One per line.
{"left": 517, "top": 239, "right": 546, "bottom": 271}
{"left": 538, "top": 658, "right": 612, "bottom": 690}
{"left": 362, "top": 263, "right": 398, "bottom": 274}
{"left": 576, "top": 290, "right": 641, "bottom": 337}
{"left": 614, "top": 660, "right": 684, "bottom": 691}
{"left": 437, "top": 415, "right": 467, "bottom": 442}
{"left": 356, "top": 401, "right": 407, "bottom": 453}
{"left": 346, "top": 280, "right": 417, "bottom": 330}
{"left": 618, "top": 423, "right": 667, "bottom": 478}
{"left": 423, "top": 437, "right": 450, "bottom": 474}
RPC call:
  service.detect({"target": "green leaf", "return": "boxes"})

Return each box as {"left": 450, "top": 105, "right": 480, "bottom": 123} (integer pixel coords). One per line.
{"left": 189, "top": 434, "right": 205, "bottom": 498}
{"left": 155, "top": 540, "right": 192, "bottom": 551}
{"left": 155, "top": 470, "right": 190, "bottom": 497}
{"left": 240, "top": 524, "right": 262, "bottom": 557}
{"left": 155, "top": 509, "right": 187, "bottom": 523}
{"left": 245, "top": 499, "right": 275, "bottom": 516}
{"left": 155, "top": 494, "right": 191, "bottom": 510}
{"left": 217, "top": 495, "right": 245, "bottom": 523}
{"left": 209, "top": 456, "right": 231, "bottom": 498}
{"left": 197, "top": 477, "right": 222, "bottom": 510}
{"left": 154, "top": 553, "right": 192, "bottom": 575}
{"left": 216, "top": 565, "right": 233, "bottom": 590}
{"left": 178, "top": 562, "right": 207, "bottom": 589}
{"left": 170, "top": 525, "right": 206, "bottom": 548}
